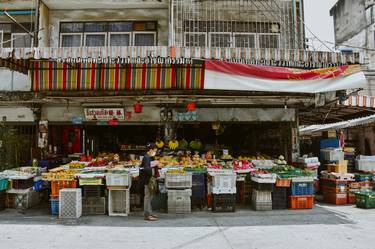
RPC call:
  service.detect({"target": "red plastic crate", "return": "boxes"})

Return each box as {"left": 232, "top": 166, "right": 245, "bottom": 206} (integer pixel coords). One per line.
{"left": 348, "top": 193, "right": 356, "bottom": 204}
{"left": 276, "top": 178, "right": 291, "bottom": 187}
{"left": 323, "top": 192, "right": 347, "bottom": 205}
{"left": 50, "top": 180, "right": 77, "bottom": 198}
{"left": 289, "top": 196, "right": 314, "bottom": 209}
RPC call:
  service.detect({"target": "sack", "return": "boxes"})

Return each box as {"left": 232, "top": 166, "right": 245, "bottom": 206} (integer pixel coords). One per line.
{"left": 148, "top": 177, "right": 158, "bottom": 195}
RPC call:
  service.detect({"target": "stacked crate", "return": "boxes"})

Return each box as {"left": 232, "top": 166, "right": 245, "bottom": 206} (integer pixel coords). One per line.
{"left": 251, "top": 176, "right": 275, "bottom": 211}
{"left": 343, "top": 147, "right": 356, "bottom": 172}
{"left": 106, "top": 173, "right": 131, "bottom": 216}
{"left": 289, "top": 178, "right": 315, "bottom": 209}
{"left": 321, "top": 178, "right": 349, "bottom": 205}
{"left": 165, "top": 172, "right": 192, "bottom": 214}
{"left": 49, "top": 180, "right": 78, "bottom": 215}
{"left": 272, "top": 178, "right": 291, "bottom": 210}
{"left": 191, "top": 173, "right": 206, "bottom": 209}
{"left": 211, "top": 172, "right": 237, "bottom": 212}
{"left": 6, "top": 177, "right": 40, "bottom": 209}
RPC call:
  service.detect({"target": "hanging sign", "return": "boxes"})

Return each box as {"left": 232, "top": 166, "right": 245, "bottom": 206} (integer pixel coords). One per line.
{"left": 84, "top": 108, "right": 125, "bottom": 121}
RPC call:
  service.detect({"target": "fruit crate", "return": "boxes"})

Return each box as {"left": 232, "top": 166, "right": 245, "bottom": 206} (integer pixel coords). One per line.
{"left": 323, "top": 192, "right": 347, "bottom": 205}
{"left": 79, "top": 178, "right": 103, "bottom": 186}
{"left": 276, "top": 178, "right": 291, "bottom": 188}
{"left": 251, "top": 181, "right": 274, "bottom": 192}
{"left": 289, "top": 195, "right": 314, "bottom": 209}
{"left": 82, "top": 197, "right": 106, "bottom": 215}
{"left": 0, "top": 191, "right": 5, "bottom": 211}
{"left": 82, "top": 185, "right": 105, "bottom": 198}
{"left": 211, "top": 173, "right": 236, "bottom": 189}
{"left": 212, "top": 194, "right": 236, "bottom": 212}
{"left": 11, "top": 178, "right": 34, "bottom": 189}
{"left": 192, "top": 173, "right": 205, "bottom": 187}
{"left": 168, "top": 189, "right": 192, "bottom": 214}
{"left": 290, "top": 181, "right": 314, "bottom": 196}
{"left": 51, "top": 180, "right": 78, "bottom": 198}
{"left": 59, "top": 188, "right": 82, "bottom": 219}
{"left": 165, "top": 173, "right": 192, "bottom": 189}
{"left": 272, "top": 187, "right": 289, "bottom": 210}
{"left": 355, "top": 191, "right": 375, "bottom": 209}
{"left": 106, "top": 173, "right": 131, "bottom": 188}
{"left": 108, "top": 188, "right": 130, "bottom": 216}
{"left": 33, "top": 180, "right": 44, "bottom": 192}
{"left": 0, "top": 178, "right": 9, "bottom": 191}
{"left": 50, "top": 198, "right": 59, "bottom": 215}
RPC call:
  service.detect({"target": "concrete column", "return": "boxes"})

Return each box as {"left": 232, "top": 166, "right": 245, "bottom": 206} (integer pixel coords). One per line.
{"left": 39, "top": 1, "right": 50, "bottom": 47}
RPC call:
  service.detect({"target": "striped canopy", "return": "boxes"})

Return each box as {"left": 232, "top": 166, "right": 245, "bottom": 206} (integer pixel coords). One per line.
{"left": 31, "top": 61, "right": 204, "bottom": 91}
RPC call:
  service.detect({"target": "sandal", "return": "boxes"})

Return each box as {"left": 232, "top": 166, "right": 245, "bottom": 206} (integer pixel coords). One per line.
{"left": 151, "top": 214, "right": 159, "bottom": 219}
{"left": 144, "top": 216, "right": 158, "bottom": 221}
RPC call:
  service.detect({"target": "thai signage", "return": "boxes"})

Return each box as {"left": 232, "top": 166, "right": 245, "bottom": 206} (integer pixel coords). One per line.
{"left": 84, "top": 108, "right": 125, "bottom": 121}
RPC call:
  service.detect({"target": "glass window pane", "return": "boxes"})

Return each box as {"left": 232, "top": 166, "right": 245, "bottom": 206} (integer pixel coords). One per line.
{"left": 234, "top": 34, "right": 256, "bottom": 48}
{"left": 0, "top": 24, "right": 12, "bottom": 33}
{"left": 259, "top": 34, "right": 279, "bottom": 48}
{"left": 14, "top": 23, "right": 32, "bottom": 33}
{"left": 85, "top": 34, "right": 106, "bottom": 46}
{"left": 109, "top": 34, "right": 130, "bottom": 46}
{"left": 61, "top": 35, "right": 82, "bottom": 47}
{"left": 12, "top": 34, "right": 32, "bottom": 48}
{"left": 134, "top": 33, "right": 155, "bottom": 46}
{"left": 108, "top": 22, "right": 132, "bottom": 32}
{"left": 84, "top": 22, "right": 106, "bottom": 32}
{"left": 61, "top": 23, "right": 84, "bottom": 33}
{"left": 210, "top": 33, "right": 231, "bottom": 47}
{"left": 185, "top": 33, "right": 206, "bottom": 47}
{"left": 2, "top": 33, "right": 11, "bottom": 48}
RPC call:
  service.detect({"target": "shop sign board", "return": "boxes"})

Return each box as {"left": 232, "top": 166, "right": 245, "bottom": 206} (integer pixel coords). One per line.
{"left": 72, "top": 116, "right": 83, "bottom": 124}
{"left": 84, "top": 108, "right": 125, "bottom": 121}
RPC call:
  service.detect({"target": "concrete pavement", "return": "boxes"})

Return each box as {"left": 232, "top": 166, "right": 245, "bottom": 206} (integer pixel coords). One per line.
{"left": 0, "top": 203, "right": 374, "bottom": 249}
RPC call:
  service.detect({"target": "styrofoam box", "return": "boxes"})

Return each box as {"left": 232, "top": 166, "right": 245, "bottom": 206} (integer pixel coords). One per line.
{"left": 106, "top": 173, "right": 131, "bottom": 188}
{"left": 165, "top": 173, "right": 192, "bottom": 189}
{"left": 59, "top": 188, "right": 82, "bottom": 219}
{"left": 211, "top": 174, "right": 236, "bottom": 189}
{"left": 355, "top": 160, "right": 375, "bottom": 171}
{"left": 252, "top": 189, "right": 272, "bottom": 203}
{"left": 108, "top": 188, "right": 130, "bottom": 217}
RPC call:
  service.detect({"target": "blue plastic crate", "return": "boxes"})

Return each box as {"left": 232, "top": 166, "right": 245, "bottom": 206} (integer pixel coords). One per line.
{"left": 290, "top": 181, "right": 314, "bottom": 196}
{"left": 320, "top": 139, "right": 340, "bottom": 149}
{"left": 33, "top": 180, "right": 44, "bottom": 192}
{"left": 50, "top": 199, "right": 59, "bottom": 215}
{"left": 192, "top": 173, "right": 205, "bottom": 187}
{"left": 192, "top": 185, "right": 206, "bottom": 199}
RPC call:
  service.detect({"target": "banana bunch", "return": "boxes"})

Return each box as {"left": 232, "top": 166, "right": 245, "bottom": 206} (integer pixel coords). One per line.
{"left": 168, "top": 140, "right": 179, "bottom": 150}
{"left": 156, "top": 140, "right": 164, "bottom": 149}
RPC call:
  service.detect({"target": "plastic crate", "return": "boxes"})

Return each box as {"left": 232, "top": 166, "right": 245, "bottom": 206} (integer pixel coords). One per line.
{"left": 252, "top": 190, "right": 272, "bottom": 203}
{"left": 192, "top": 173, "right": 205, "bottom": 187}
{"left": 0, "top": 191, "right": 5, "bottom": 211}
{"left": 320, "top": 139, "right": 340, "bottom": 149}
{"left": 33, "top": 180, "right": 44, "bottom": 192}
{"left": 168, "top": 189, "right": 192, "bottom": 214}
{"left": 108, "top": 188, "right": 130, "bottom": 216}
{"left": 290, "top": 181, "right": 314, "bottom": 196}
{"left": 320, "top": 149, "right": 344, "bottom": 161}
{"left": 51, "top": 180, "right": 78, "bottom": 198}
{"left": 11, "top": 178, "right": 34, "bottom": 189}
{"left": 327, "top": 163, "right": 347, "bottom": 174}
{"left": 272, "top": 187, "right": 289, "bottom": 210}
{"left": 320, "top": 178, "right": 348, "bottom": 189}
{"left": 82, "top": 185, "right": 105, "bottom": 198}
{"left": 253, "top": 202, "right": 272, "bottom": 211}
{"left": 50, "top": 198, "right": 59, "bottom": 215}
{"left": 289, "top": 195, "right": 314, "bottom": 209}
{"left": 82, "top": 197, "right": 106, "bottom": 215}
{"left": 276, "top": 178, "right": 291, "bottom": 187}
{"left": 355, "top": 160, "right": 375, "bottom": 171}
{"left": 106, "top": 174, "right": 131, "bottom": 188}
{"left": 212, "top": 173, "right": 236, "bottom": 189}
{"left": 355, "top": 192, "right": 375, "bottom": 209}
{"left": 6, "top": 188, "right": 40, "bottom": 209}
{"left": 323, "top": 192, "right": 347, "bottom": 205}
{"left": 79, "top": 178, "right": 103, "bottom": 186}
{"left": 348, "top": 193, "right": 356, "bottom": 204}
{"left": 192, "top": 184, "right": 206, "bottom": 199}
{"left": 0, "top": 178, "right": 9, "bottom": 191}
{"left": 251, "top": 181, "right": 274, "bottom": 192}
{"left": 321, "top": 185, "right": 348, "bottom": 194}
{"left": 59, "top": 188, "right": 82, "bottom": 219}
{"left": 165, "top": 173, "right": 192, "bottom": 189}
{"left": 212, "top": 194, "right": 236, "bottom": 212}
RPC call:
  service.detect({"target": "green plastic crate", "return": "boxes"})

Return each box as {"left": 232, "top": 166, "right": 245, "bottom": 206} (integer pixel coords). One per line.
{"left": 355, "top": 191, "right": 375, "bottom": 209}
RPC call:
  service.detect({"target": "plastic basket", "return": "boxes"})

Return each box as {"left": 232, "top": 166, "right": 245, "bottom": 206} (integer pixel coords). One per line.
{"left": 355, "top": 192, "right": 375, "bottom": 209}
{"left": 212, "top": 194, "right": 236, "bottom": 212}
{"left": 290, "top": 181, "right": 314, "bottom": 196}
{"left": 272, "top": 187, "right": 289, "bottom": 210}
{"left": 212, "top": 174, "right": 236, "bottom": 189}
{"left": 108, "top": 189, "right": 130, "bottom": 216}
{"left": 289, "top": 195, "right": 314, "bottom": 209}
{"left": 0, "top": 178, "right": 9, "bottom": 191}
{"left": 106, "top": 174, "right": 131, "bottom": 188}
{"left": 165, "top": 173, "right": 192, "bottom": 189}
{"left": 51, "top": 180, "right": 78, "bottom": 198}
{"left": 50, "top": 198, "right": 59, "bottom": 215}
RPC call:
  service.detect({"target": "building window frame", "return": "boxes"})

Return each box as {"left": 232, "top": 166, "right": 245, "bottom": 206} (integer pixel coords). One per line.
{"left": 257, "top": 33, "right": 281, "bottom": 49}
{"left": 11, "top": 33, "right": 33, "bottom": 48}
{"left": 133, "top": 31, "right": 157, "bottom": 46}
{"left": 233, "top": 32, "right": 257, "bottom": 48}
{"left": 208, "top": 32, "right": 233, "bottom": 48}
{"left": 60, "top": 33, "right": 83, "bottom": 47}
{"left": 84, "top": 32, "right": 107, "bottom": 47}
{"left": 0, "top": 31, "right": 3, "bottom": 48}
{"left": 184, "top": 32, "right": 207, "bottom": 47}
{"left": 108, "top": 31, "right": 132, "bottom": 46}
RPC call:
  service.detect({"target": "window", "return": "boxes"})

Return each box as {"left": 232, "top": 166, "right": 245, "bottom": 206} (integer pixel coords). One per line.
{"left": 234, "top": 33, "right": 256, "bottom": 48}
{"left": 59, "top": 21, "right": 157, "bottom": 47}
{"left": 209, "top": 32, "right": 232, "bottom": 47}
{"left": 60, "top": 33, "right": 82, "bottom": 47}
{"left": 84, "top": 33, "right": 106, "bottom": 47}
{"left": 133, "top": 32, "right": 156, "bottom": 46}
{"left": 184, "top": 32, "right": 207, "bottom": 47}
{"left": 109, "top": 32, "right": 131, "bottom": 46}
{"left": 258, "top": 34, "right": 280, "bottom": 49}
{"left": 11, "top": 33, "right": 33, "bottom": 48}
